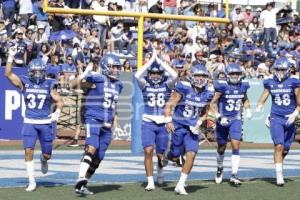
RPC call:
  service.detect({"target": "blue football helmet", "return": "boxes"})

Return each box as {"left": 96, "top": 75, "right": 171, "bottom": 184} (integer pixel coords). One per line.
{"left": 190, "top": 64, "right": 209, "bottom": 88}
{"left": 28, "top": 59, "right": 46, "bottom": 84}
{"left": 147, "top": 60, "right": 164, "bottom": 84}
{"left": 100, "top": 54, "right": 122, "bottom": 80}
{"left": 272, "top": 57, "right": 291, "bottom": 82}
{"left": 225, "top": 63, "right": 243, "bottom": 84}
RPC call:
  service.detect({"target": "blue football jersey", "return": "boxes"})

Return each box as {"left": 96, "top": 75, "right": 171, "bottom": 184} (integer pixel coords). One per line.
{"left": 214, "top": 80, "right": 250, "bottom": 118}
{"left": 84, "top": 74, "right": 123, "bottom": 124}
{"left": 20, "top": 76, "right": 57, "bottom": 122}
{"left": 173, "top": 81, "right": 214, "bottom": 126}
{"left": 264, "top": 75, "right": 300, "bottom": 117}
{"left": 142, "top": 76, "right": 172, "bottom": 116}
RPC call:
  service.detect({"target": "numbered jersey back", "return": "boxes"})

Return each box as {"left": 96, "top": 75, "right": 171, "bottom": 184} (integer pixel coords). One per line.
{"left": 142, "top": 77, "right": 171, "bottom": 116}
{"left": 214, "top": 80, "right": 250, "bottom": 118}
{"left": 84, "top": 74, "right": 123, "bottom": 123}
{"left": 21, "top": 76, "right": 56, "bottom": 121}
{"left": 264, "top": 75, "right": 300, "bottom": 117}
{"left": 173, "top": 81, "right": 214, "bottom": 127}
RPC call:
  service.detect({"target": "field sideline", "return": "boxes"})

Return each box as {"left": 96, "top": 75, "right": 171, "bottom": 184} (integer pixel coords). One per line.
{"left": 0, "top": 148, "right": 300, "bottom": 199}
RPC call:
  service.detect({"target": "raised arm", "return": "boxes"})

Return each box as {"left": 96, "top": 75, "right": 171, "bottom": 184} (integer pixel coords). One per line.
{"left": 134, "top": 50, "right": 157, "bottom": 89}
{"left": 5, "top": 46, "right": 23, "bottom": 90}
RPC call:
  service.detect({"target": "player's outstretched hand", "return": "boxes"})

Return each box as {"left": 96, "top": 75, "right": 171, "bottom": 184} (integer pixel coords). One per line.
{"left": 285, "top": 109, "right": 299, "bottom": 126}
{"left": 166, "top": 122, "right": 175, "bottom": 134}
{"left": 48, "top": 109, "right": 61, "bottom": 122}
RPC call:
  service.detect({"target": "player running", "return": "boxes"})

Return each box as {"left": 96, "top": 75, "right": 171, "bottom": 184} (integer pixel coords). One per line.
{"left": 165, "top": 64, "right": 214, "bottom": 195}
{"left": 5, "top": 47, "right": 63, "bottom": 192}
{"left": 209, "top": 63, "right": 252, "bottom": 185}
{"left": 257, "top": 57, "right": 300, "bottom": 186}
{"left": 72, "top": 53, "right": 123, "bottom": 195}
{"left": 134, "top": 50, "right": 177, "bottom": 191}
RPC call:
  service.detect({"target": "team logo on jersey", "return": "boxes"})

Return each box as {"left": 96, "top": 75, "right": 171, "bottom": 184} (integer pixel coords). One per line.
{"left": 34, "top": 85, "right": 39, "bottom": 89}
{"left": 25, "top": 84, "right": 29, "bottom": 88}
{"left": 186, "top": 94, "right": 191, "bottom": 98}
{"left": 278, "top": 84, "right": 283, "bottom": 88}
{"left": 234, "top": 90, "right": 238, "bottom": 94}
{"left": 225, "top": 90, "right": 230, "bottom": 94}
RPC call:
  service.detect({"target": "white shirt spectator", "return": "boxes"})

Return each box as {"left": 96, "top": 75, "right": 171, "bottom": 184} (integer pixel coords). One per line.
{"left": 260, "top": 8, "right": 279, "bottom": 29}
{"left": 154, "top": 19, "right": 169, "bottom": 39}
{"left": 187, "top": 23, "right": 207, "bottom": 43}
{"left": 111, "top": 25, "right": 124, "bottom": 42}
{"left": 91, "top": 0, "right": 109, "bottom": 25}
{"left": 19, "top": 0, "right": 33, "bottom": 15}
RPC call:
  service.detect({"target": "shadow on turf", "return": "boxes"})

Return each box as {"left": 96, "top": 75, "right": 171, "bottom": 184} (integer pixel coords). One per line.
{"left": 248, "top": 177, "right": 294, "bottom": 186}
{"left": 159, "top": 182, "right": 207, "bottom": 194}
{"left": 88, "top": 184, "right": 122, "bottom": 194}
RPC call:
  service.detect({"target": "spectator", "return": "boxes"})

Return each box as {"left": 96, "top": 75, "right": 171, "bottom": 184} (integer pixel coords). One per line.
{"left": 243, "top": 6, "right": 253, "bottom": 27}
{"left": 122, "top": 59, "right": 131, "bottom": 72}
{"left": 154, "top": 19, "right": 169, "bottom": 39}
{"left": 91, "top": 0, "right": 110, "bottom": 49}
{"left": 230, "top": 5, "right": 244, "bottom": 26}
{"left": 32, "top": 0, "right": 50, "bottom": 36}
{"left": 148, "top": 0, "right": 163, "bottom": 23}
{"left": 110, "top": 22, "right": 125, "bottom": 53}
{"left": 76, "top": 44, "right": 91, "bottom": 70}
{"left": 19, "top": 0, "right": 33, "bottom": 28}
{"left": 164, "top": 0, "right": 177, "bottom": 15}
{"left": 255, "top": 7, "right": 262, "bottom": 19}
{"left": 1, "top": 0, "right": 15, "bottom": 36}
{"left": 233, "top": 20, "right": 248, "bottom": 51}
{"left": 260, "top": 2, "right": 287, "bottom": 50}
{"left": 192, "top": 50, "right": 206, "bottom": 65}
{"left": 10, "top": 28, "right": 27, "bottom": 67}
{"left": 248, "top": 16, "right": 262, "bottom": 41}
{"left": 257, "top": 58, "right": 271, "bottom": 78}
{"left": 135, "top": 0, "right": 148, "bottom": 13}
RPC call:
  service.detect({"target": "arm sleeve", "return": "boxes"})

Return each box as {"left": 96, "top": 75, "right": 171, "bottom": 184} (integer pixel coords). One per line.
{"left": 85, "top": 74, "right": 105, "bottom": 83}
{"left": 214, "top": 81, "right": 226, "bottom": 94}
{"left": 263, "top": 79, "right": 270, "bottom": 90}
{"left": 174, "top": 81, "right": 189, "bottom": 96}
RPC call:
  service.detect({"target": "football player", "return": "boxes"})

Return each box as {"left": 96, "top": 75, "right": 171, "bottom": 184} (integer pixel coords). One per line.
{"left": 5, "top": 48, "right": 63, "bottom": 192}
{"left": 209, "top": 63, "right": 252, "bottom": 185}
{"left": 165, "top": 64, "right": 214, "bottom": 195}
{"left": 134, "top": 50, "right": 177, "bottom": 191}
{"left": 257, "top": 57, "right": 300, "bottom": 186}
{"left": 72, "top": 53, "right": 123, "bottom": 195}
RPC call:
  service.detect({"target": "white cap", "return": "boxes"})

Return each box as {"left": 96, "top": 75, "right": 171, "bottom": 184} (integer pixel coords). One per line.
{"left": 209, "top": 54, "right": 217, "bottom": 59}
{"left": 293, "top": 11, "right": 299, "bottom": 16}
{"left": 256, "top": 7, "right": 262, "bottom": 12}
{"left": 246, "top": 6, "right": 252, "bottom": 10}
{"left": 246, "top": 38, "right": 252, "bottom": 42}
{"left": 38, "top": 25, "right": 45, "bottom": 29}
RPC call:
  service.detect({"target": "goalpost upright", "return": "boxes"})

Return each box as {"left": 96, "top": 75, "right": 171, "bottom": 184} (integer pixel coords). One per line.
{"left": 43, "top": 0, "right": 230, "bottom": 153}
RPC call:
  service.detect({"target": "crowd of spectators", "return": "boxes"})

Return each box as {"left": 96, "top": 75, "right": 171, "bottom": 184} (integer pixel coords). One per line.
{"left": 1, "top": 0, "right": 300, "bottom": 92}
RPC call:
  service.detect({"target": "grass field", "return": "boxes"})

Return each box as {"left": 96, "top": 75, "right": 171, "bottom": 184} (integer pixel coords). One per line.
{"left": 0, "top": 178, "right": 300, "bottom": 200}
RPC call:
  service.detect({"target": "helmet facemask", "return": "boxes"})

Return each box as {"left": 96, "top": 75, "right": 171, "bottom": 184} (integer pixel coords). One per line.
{"left": 191, "top": 73, "right": 208, "bottom": 89}
{"left": 274, "top": 68, "right": 289, "bottom": 82}
{"left": 228, "top": 72, "right": 242, "bottom": 84}
{"left": 29, "top": 69, "right": 46, "bottom": 84}
{"left": 107, "top": 64, "right": 121, "bottom": 80}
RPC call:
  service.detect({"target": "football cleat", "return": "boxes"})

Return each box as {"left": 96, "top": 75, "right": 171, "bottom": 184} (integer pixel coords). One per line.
{"left": 230, "top": 174, "right": 242, "bottom": 186}
{"left": 215, "top": 167, "right": 223, "bottom": 184}
{"left": 276, "top": 173, "right": 285, "bottom": 186}
{"left": 75, "top": 185, "right": 94, "bottom": 195}
{"left": 145, "top": 183, "right": 155, "bottom": 191}
{"left": 25, "top": 181, "right": 36, "bottom": 192}
{"left": 75, "top": 178, "right": 88, "bottom": 191}
{"left": 174, "top": 184, "right": 188, "bottom": 195}
{"left": 40, "top": 155, "right": 48, "bottom": 174}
